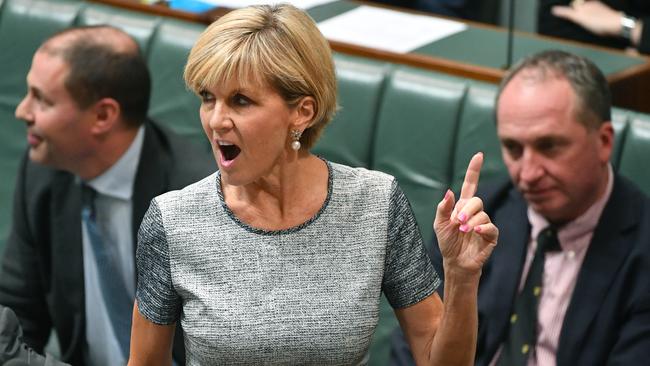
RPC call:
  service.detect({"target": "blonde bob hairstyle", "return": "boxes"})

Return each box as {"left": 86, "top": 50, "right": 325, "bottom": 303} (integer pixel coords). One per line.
{"left": 184, "top": 4, "right": 337, "bottom": 149}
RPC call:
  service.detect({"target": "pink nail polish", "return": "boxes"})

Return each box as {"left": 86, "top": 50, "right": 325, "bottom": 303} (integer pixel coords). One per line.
{"left": 458, "top": 212, "right": 467, "bottom": 223}
{"left": 474, "top": 225, "right": 482, "bottom": 233}
{"left": 459, "top": 224, "right": 470, "bottom": 233}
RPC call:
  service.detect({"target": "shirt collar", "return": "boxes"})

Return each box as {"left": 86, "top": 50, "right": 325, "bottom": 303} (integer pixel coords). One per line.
{"left": 85, "top": 126, "right": 145, "bottom": 201}
{"left": 528, "top": 164, "right": 614, "bottom": 251}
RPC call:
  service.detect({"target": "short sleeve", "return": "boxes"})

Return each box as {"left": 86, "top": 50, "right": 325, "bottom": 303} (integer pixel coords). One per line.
{"left": 382, "top": 180, "right": 441, "bottom": 309}
{"left": 135, "top": 199, "right": 181, "bottom": 325}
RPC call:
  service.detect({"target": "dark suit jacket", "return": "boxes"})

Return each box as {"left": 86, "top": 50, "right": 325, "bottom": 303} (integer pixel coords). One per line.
{"left": 391, "top": 175, "right": 650, "bottom": 365}
{"left": 538, "top": 0, "right": 650, "bottom": 54}
{"left": 0, "top": 121, "right": 215, "bottom": 365}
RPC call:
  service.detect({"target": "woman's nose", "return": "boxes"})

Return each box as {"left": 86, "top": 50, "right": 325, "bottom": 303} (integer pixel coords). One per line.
{"left": 208, "top": 102, "right": 233, "bottom": 132}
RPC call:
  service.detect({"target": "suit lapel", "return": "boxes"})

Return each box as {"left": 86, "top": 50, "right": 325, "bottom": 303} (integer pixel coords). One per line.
{"left": 558, "top": 177, "right": 640, "bottom": 363}
{"left": 51, "top": 173, "right": 84, "bottom": 316}
{"left": 132, "top": 122, "right": 169, "bottom": 252}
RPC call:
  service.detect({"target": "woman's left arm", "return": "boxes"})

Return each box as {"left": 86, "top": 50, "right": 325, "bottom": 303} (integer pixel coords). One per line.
{"left": 397, "top": 152, "right": 498, "bottom": 366}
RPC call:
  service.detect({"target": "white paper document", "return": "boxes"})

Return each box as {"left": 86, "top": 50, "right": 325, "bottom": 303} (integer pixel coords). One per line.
{"left": 318, "top": 6, "right": 467, "bottom": 54}
{"left": 202, "top": 0, "right": 336, "bottom": 9}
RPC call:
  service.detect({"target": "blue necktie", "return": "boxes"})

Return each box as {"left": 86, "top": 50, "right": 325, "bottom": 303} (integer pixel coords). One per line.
{"left": 497, "top": 226, "right": 561, "bottom": 366}
{"left": 81, "top": 184, "right": 132, "bottom": 359}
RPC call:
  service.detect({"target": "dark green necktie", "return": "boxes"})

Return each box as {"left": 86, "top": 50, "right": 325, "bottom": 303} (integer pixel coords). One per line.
{"left": 497, "top": 226, "right": 561, "bottom": 366}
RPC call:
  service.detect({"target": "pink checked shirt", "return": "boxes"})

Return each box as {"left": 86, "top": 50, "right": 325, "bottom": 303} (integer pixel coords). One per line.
{"left": 491, "top": 165, "right": 613, "bottom": 366}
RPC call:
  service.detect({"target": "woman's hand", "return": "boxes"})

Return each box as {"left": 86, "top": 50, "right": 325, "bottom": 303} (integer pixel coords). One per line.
{"left": 433, "top": 152, "right": 498, "bottom": 277}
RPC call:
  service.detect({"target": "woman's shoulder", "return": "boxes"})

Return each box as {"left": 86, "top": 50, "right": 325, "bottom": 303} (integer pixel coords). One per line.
{"left": 154, "top": 171, "right": 219, "bottom": 212}
{"left": 329, "top": 161, "right": 395, "bottom": 186}
{"left": 327, "top": 161, "right": 396, "bottom": 202}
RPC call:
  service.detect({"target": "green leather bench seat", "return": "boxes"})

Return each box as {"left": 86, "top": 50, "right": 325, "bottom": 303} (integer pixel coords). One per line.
{"left": 312, "top": 54, "right": 388, "bottom": 168}
{"left": 368, "top": 68, "right": 468, "bottom": 362}
{"left": 76, "top": 3, "right": 159, "bottom": 51}
{"left": 451, "top": 84, "right": 505, "bottom": 192}
{"left": 618, "top": 116, "right": 650, "bottom": 196}
{"left": 373, "top": 67, "right": 466, "bottom": 247}
{"left": 146, "top": 19, "right": 208, "bottom": 149}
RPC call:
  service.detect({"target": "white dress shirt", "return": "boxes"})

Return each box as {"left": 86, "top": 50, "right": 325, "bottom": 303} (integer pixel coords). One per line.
{"left": 81, "top": 126, "right": 144, "bottom": 366}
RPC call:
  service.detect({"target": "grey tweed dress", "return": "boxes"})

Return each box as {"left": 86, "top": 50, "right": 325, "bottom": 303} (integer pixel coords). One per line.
{"left": 136, "top": 161, "right": 440, "bottom": 365}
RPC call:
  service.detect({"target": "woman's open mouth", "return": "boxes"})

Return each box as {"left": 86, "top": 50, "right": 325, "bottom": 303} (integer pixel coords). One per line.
{"left": 217, "top": 141, "right": 241, "bottom": 167}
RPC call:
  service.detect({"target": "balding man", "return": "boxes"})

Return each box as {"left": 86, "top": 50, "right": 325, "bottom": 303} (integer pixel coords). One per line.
{"left": 0, "top": 26, "right": 214, "bottom": 365}
{"left": 390, "top": 50, "right": 650, "bottom": 365}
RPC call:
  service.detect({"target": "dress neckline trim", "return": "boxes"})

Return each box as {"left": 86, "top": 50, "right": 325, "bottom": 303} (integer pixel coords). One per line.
{"left": 215, "top": 158, "right": 333, "bottom": 236}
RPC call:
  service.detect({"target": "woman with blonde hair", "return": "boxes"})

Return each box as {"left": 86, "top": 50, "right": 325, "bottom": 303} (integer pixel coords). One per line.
{"left": 128, "top": 4, "right": 497, "bottom": 365}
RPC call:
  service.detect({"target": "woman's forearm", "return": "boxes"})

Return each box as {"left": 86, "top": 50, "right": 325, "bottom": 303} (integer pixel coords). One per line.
{"left": 427, "top": 267, "right": 480, "bottom": 366}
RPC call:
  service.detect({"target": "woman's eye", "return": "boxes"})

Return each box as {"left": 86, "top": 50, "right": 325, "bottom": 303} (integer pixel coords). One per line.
{"left": 232, "top": 94, "right": 251, "bottom": 107}
{"left": 198, "top": 90, "right": 214, "bottom": 103}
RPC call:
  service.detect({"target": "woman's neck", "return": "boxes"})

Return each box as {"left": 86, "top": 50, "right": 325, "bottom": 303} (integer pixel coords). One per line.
{"left": 222, "top": 153, "right": 328, "bottom": 231}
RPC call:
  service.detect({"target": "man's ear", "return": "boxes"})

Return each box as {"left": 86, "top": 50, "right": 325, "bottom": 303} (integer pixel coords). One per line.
{"left": 291, "top": 96, "right": 316, "bottom": 131}
{"left": 597, "top": 121, "right": 615, "bottom": 164}
{"left": 90, "top": 98, "right": 121, "bottom": 135}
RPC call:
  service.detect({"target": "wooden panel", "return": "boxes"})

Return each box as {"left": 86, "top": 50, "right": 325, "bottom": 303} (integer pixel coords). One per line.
{"left": 89, "top": 0, "right": 650, "bottom": 113}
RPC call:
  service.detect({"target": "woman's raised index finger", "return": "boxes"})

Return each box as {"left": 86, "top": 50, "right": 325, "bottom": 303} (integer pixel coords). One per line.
{"left": 460, "top": 152, "right": 484, "bottom": 200}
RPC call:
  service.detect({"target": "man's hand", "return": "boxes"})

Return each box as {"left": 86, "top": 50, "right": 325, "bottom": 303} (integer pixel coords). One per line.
{"left": 0, "top": 305, "right": 70, "bottom": 366}
{"left": 552, "top": 1, "right": 623, "bottom": 37}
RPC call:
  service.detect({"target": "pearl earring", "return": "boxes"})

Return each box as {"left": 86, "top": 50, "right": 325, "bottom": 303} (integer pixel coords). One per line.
{"left": 290, "top": 130, "right": 302, "bottom": 151}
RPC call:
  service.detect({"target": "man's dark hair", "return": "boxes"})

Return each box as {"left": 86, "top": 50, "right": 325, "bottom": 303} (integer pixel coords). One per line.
{"left": 496, "top": 50, "right": 611, "bottom": 129}
{"left": 40, "top": 25, "right": 151, "bottom": 127}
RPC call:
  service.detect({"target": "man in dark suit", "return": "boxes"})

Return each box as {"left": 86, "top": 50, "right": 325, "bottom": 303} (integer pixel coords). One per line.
{"left": 391, "top": 50, "right": 650, "bottom": 365}
{"left": 0, "top": 26, "right": 214, "bottom": 365}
